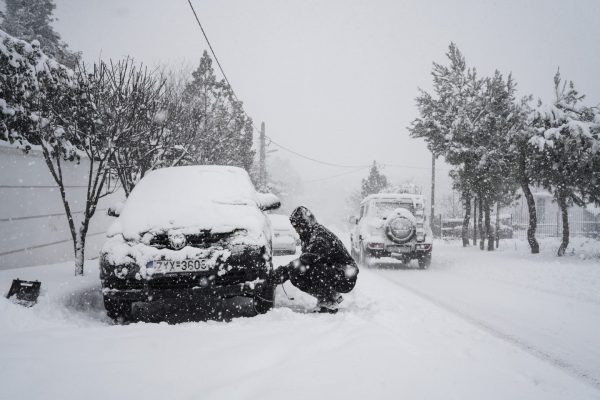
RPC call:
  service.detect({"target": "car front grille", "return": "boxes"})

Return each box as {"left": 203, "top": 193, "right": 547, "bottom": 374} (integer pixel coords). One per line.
{"left": 146, "top": 268, "right": 259, "bottom": 289}
{"left": 149, "top": 231, "right": 234, "bottom": 250}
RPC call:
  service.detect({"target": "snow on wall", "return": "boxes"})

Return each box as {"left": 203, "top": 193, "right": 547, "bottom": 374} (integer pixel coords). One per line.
{"left": 0, "top": 145, "right": 123, "bottom": 270}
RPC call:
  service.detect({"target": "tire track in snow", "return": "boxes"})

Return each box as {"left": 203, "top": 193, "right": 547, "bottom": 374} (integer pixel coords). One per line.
{"left": 374, "top": 270, "right": 600, "bottom": 391}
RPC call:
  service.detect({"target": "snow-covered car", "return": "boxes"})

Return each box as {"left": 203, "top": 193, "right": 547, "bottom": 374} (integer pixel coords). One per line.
{"left": 350, "top": 193, "right": 433, "bottom": 268}
{"left": 268, "top": 214, "right": 299, "bottom": 255}
{"left": 100, "top": 166, "right": 281, "bottom": 321}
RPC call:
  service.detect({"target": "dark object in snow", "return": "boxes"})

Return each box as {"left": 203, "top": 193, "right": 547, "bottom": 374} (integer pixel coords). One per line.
{"left": 315, "top": 307, "right": 339, "bottom": 314}
{"left": 275, "top": 206, "right": 359, "bottom": 312}
{"left": 6, "top": 279, "right": 41, "bottom": 307}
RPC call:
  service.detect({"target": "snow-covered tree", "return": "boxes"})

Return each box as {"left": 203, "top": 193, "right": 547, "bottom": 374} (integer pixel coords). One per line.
{"left": 0, "top": 0, "right": 79, "bottom": 67}
{"left": 504, "top": 96, "right": 540, "bottom": 253}
{"left": 105, "top": 59, "right": 184, "bottom": 197}
{"left": 411, "top": 44, "right": 522, "bottom": 251}
{"left": 182, "top": 51, "right": 255, "bottom": 171}
{"left": 361, "top": 161, "right": 388, "bottom": 198}
{"left": 1, "top": 29, "right": 120, "bottom": 275}
{"left": 528, "top": 71, "right": 600, "bottom": 256}
{"left": 409, "top": 43, "right": 484, "bottom": 247}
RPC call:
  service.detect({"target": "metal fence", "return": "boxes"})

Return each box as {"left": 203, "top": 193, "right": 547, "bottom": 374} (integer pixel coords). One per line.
{"left": 509, "top": 207, "right": 600, "bottom": 239}
{"left": 433, "top": 207, "right": 600, "bottom": 240}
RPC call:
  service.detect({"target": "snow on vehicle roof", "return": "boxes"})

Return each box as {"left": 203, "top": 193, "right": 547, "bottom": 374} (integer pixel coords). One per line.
{"left": 361, "top": 193, "right": 426, "bottom": 205}
{"left": 268, "top": 214, "right": 294, "bottom": 230}
{"left": 116, "top": 166, "right": 266, "bottom": 239}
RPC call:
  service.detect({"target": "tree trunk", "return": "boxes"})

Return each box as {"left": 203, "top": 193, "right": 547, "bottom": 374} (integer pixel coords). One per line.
{"left": 472, "top": 197, "right": 478, "bottom": 245}
{"left": 485, "top": 203, "right": 494, "bottom": 251}
{"left": 462, "top": 192, "right": 471, "bottom": 247}
{"left": 557, "top": 192, "right": 569, "bottom": 257}
{"left": 495, "top": 203, "right": 500, "bottom": 248}
{"left": 521, "top": 182, "right": 540, "bottom": 254}
{"left": 478, "top": 196, "right": 485, "bottom": 250}
{"left": 74, "top": 233, "right": 86, "bottom": 276}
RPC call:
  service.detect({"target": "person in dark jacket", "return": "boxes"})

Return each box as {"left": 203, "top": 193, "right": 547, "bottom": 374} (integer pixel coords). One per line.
{"left": 272, "top": 206, "right": 359, "bottom": 313}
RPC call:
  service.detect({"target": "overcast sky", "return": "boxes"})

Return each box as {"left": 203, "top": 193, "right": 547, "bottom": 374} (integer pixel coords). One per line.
{"left": 46, "top": 0, "right": 600, "bottom": 218}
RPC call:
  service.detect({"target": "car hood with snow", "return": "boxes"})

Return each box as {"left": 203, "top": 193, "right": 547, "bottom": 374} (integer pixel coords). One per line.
{"left": 108, "top": 166, "right": 274, "bottom": 242}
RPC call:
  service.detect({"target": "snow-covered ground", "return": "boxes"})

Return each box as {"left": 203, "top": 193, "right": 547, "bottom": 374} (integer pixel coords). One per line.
{"left": 1, "top": 239, "right": 599, "bottom": 399}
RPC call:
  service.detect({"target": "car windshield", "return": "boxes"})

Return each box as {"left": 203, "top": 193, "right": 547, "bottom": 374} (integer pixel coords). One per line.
{"left": 371, "top": 201, "right": 413, "bottom": 218}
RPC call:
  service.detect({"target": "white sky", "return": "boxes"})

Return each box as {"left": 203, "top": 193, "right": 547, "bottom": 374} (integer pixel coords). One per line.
{"left": 37, "top": 0, "right": 600, "bottom": 220}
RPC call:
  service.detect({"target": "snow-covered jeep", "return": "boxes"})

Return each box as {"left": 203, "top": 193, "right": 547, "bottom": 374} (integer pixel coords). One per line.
{"left": 100, "top": 166, "right": 281, "bottom": 321}
{"left": 350, "top": 193, "right": 433, "bottom": 269}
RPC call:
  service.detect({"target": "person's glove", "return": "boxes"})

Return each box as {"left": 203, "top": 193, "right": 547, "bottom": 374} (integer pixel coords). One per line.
{"left": 299, "top": 253, "right": 319, "bottom": 266}
{"left": 287, "top": 253, "right": 319, "bottom": 275}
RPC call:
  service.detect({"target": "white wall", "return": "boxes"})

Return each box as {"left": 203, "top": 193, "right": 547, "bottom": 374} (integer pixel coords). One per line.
{"left": 0, "top": 145, "right": 123, "bottom": 270}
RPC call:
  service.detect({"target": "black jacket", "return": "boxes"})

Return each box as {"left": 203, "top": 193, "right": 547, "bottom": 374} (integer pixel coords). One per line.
{"left": 289, "top": 206, "right": 358, "bottom": 294}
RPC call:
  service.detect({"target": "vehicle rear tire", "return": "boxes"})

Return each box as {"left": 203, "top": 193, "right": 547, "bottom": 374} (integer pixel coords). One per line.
{"left": 253, "top": 283, "right": 275, "bottom": 314}
{"left": 418, "top": 253, "right": 432, "bottom": 269}
{"left": 359, "top": 245, "right": 372, "bottom": 268}
{"left": 104, "top": 297, "right": 133, "bottom": 323}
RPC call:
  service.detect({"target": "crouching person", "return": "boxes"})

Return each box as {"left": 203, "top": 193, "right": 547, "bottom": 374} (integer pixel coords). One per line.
{"left": 272, "top": 206, "right": 359, "bottom": 313}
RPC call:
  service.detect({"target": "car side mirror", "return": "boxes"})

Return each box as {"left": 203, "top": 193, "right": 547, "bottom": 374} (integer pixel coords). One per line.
{"left": 349, "top": 215, "right": 358, "bottom": 225}
{"left": 257, "top": 193, "right": 281, "bottom": 211}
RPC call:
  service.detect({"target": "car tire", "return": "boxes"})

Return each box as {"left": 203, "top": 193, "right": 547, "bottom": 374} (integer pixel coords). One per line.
{"left": 359, "top": 245, "right": 371, "bottom": 268}
{"left": 253, "top": 283, "right": 275, "bottom": 314}
{"left": 418, "top": 253, "right": 432, "bottom": 269}
{"left": 104, "top": 296, "right": 133, "bottom": 322}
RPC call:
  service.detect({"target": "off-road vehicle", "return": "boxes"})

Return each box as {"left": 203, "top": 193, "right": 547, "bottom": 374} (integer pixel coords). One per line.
{"left": 350, "top": 193, "right": 432, "bottom": 269}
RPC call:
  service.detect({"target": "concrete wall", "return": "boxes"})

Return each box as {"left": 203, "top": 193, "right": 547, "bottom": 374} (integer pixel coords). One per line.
{"left": 0, "top": 145, "right": 123, "bottom": 270}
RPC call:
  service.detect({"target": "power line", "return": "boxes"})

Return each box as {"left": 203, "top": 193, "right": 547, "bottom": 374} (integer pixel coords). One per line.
{"left": 185, "top": 0, "right": 370, "bottom": 170}
{"left": 303, "top": 167, "right": 370, "bottom": 183}
{"left": 186, "top": 0, "right": 237, "bottom": 98}
{"left": 266, "top": 136, "right": 370, "bottom": 169}
{"left": 185, "top": 1, "right": 443, "bottom": 175}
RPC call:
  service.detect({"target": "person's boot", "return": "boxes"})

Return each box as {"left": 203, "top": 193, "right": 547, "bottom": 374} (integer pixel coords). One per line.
{"left": 314, "top": 294, "right": 343, "bottom": 314}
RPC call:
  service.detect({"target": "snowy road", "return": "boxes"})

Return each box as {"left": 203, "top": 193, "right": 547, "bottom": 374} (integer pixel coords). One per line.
{"left": 1, "top": 240, "right": 599, "bottom": 399}
{"left": 373, "top": 245, "right": 600, "bottom": 390}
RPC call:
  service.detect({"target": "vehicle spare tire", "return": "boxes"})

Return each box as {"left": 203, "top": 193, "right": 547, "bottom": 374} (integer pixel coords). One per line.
{"left": 385, "top": 213, "right": 415, "bottom": 244}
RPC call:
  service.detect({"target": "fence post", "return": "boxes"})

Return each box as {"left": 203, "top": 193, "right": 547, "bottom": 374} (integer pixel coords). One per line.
{"left": 556, "top": 211, "right": 560, "bottom": 237}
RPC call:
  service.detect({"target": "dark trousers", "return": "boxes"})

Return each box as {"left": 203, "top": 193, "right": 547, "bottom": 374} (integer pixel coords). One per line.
{"left": 290, "top": 263, "right": 357, "bottom": 300}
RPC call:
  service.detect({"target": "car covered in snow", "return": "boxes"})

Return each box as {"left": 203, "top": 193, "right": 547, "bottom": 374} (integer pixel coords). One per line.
{"left": 268, "top": 214, "right": 299, "bottom": 255}
{"left": 349, "top": 193, "right": 433, "bottom": 268}
{"left": 100, "top": 166, "right": 281, "bottom": 321}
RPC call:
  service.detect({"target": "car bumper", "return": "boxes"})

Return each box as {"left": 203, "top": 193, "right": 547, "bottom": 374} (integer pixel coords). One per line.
{"left": 366, "top": 243, "right": 432, "bottom": 259}
{"left": 100, "top": 247, "right": 271, "bottom": 303}
{"left": 102, "top": 278, "right": 268, "bottom": 302}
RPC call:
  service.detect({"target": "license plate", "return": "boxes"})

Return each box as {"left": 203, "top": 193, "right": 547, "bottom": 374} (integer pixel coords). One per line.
{"left": 388, "top": 246, "right": 411, "bottom": 253}
{"left": 148, "top": 259, "right": 212, "bottom": 274}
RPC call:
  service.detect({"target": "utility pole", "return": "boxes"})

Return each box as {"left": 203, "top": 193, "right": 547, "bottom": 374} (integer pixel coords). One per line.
{"left": 259, "top": 121, "right": 267, "bottom": 191}
{"left": 430, "top": 151, "right": 436, "bottom": 235}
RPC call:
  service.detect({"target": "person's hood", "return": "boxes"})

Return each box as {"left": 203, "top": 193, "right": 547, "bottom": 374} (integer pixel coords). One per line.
{"left": 289, "top": 206, "right": 317, "bottom": 242}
